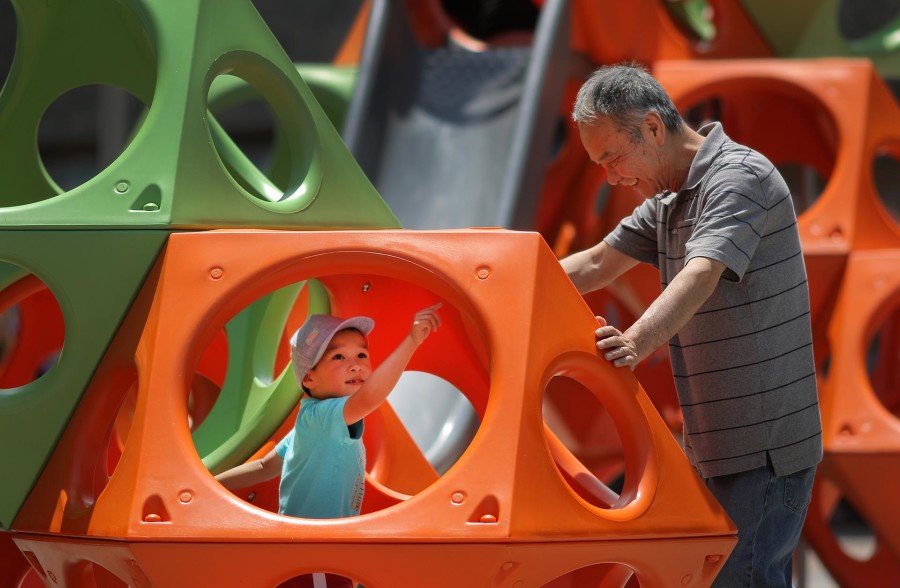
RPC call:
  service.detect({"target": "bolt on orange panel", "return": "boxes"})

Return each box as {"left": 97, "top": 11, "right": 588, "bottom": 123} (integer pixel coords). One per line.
{"left": 654, "top": 59, "right": 900, "bottom": 253}
{"left": 16, "top": 230, "right": 734, "bottom": 571}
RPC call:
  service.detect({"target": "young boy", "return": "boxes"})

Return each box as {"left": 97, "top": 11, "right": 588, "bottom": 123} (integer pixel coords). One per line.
{"left": 215, "top": 304, "right": 442, "bottom": 585}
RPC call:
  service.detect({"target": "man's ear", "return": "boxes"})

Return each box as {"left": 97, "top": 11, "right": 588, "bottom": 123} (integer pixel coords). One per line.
{"left": 644, "top": 112, "right": 665, "bottom": 145}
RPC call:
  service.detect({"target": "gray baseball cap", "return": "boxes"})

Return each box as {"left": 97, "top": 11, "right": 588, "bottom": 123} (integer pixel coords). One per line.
{"left": 289, "top": 314, "right": 375, "bottom": 388}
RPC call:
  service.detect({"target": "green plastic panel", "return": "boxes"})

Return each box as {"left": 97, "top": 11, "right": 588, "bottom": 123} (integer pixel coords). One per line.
{"left": 0, "top": 0, "right": 398, "bottom": 230}
{"left": 295, "top": 64, "right": 358, "bottom": 134}
{"left": 666, "top": 0, "right": 715, "bottom": 43}
{"left": 741, "top": 0, "right": 900, "bottom": 76}
{"left": 208, "top": 64, "right": 358, "bottom": 197}
{"left": 0, "top": 230, "right": 168, "bottom": 529}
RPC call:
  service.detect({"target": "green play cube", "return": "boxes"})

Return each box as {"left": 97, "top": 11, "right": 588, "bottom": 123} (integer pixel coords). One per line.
{"left": 0, "top": 0, "right": 398, "bottom": 230}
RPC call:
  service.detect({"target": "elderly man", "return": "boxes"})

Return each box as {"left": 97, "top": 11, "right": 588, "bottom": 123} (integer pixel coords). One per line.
{"left": 561, "top": 63, "right": 822, "bottom": 587}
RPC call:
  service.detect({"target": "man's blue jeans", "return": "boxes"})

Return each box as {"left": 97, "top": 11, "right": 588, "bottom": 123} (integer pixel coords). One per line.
{"left": 704, "top": 461, "right": 817, "bottom": 587}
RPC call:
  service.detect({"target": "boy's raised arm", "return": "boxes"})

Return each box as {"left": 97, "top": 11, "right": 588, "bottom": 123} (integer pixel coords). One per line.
{"left": 343, "top": 303, "right": 442, "bottom": 425}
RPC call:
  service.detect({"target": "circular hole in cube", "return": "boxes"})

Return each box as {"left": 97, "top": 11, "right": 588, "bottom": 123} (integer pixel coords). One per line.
{"left": 872, "top": 149, "right": 900, "bottom": 227}
{"left": 0, "top": 0, "right": 15, "bottom": 91}
{"left": 206, "top": 60, "right": 322, "bottom": 213}
{"left": 542, "top": 562, "right": 638, "bottom": 587}
{"left": 199, "top": 271, "right": 488, "bottom": 519}
{"left": 676, "top": 79, "right": 837, "bottom": 216}
{"left": 37, "top": 84, "right": 146, "bottom": 194}
{"left": 865, "top": 292, "right": 900, "bottom": 418}
{"left": 543, "top": 374, "right": 627, "bottom": 508}
{"left": 0, "top": 263, "right": 63, "bottom": 389}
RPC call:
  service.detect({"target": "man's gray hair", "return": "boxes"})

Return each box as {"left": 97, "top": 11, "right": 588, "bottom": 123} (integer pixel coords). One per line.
{"left": 572, "top": 63, "right": 684, "bottom": 142}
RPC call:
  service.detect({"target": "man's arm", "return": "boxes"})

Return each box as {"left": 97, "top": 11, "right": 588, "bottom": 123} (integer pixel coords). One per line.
{"left": 597, "top": 256, "right": 726, "bottom": 369}
{"left": 561, "top": 241, "right": 639, "bottom": 295}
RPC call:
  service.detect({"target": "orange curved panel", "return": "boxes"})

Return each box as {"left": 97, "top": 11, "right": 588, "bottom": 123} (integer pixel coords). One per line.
{"left": 16, "top": 230, "right": 734, "bottom": 587}
{"left": 12, "top": 532, "right": 732, "bottom": 587}
{"left": 0, "top": 529, "right": 35, "bottom": 587}
{"left": 803, "top": 466, "right": 900, "bottom": 588}
{"left": 0, "top": 277, "right": 64, "bottom": 388}
{"left": 821, "top": 251, "right": 900, "bottom": 453}
{"left": 812, "top": 251, "right": 900, "bottom": 568}
{"left": 571, "top": 0, "right": 772, "bottom": 65}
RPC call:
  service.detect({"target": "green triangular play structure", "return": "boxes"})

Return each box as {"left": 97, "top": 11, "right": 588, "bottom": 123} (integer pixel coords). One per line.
{"left": 0, "top": 0, "right": 398, "bottom": 229}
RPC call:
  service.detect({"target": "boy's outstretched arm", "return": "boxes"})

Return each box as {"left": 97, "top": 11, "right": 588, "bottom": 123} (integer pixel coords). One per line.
{"left": 214, "top": 448, "right": 283, "bottom": 491}
{"left": 343, "top": 303, "right": 442, "bottom": 425}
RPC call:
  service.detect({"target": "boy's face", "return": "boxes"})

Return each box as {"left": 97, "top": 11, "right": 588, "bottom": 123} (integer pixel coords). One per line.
{"left": 303, "top": 329, "right": 372, "bottom": 399}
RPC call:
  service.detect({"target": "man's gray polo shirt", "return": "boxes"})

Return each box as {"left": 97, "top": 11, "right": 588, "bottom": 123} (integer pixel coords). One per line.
{"left": 605, "top": 122, "right": 823, "bottom": 478}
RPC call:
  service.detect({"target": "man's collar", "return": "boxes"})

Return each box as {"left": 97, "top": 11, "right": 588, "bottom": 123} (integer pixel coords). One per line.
{"left": 654, "top": 122, "right": 727, "bottom": 205}
{"left": 681, "top": 122, "right": 727, "bottom": 191}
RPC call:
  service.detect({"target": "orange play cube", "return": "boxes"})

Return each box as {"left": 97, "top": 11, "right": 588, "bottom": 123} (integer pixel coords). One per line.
{"left": 16, "top": 229, "right": 735, "bottom": 586}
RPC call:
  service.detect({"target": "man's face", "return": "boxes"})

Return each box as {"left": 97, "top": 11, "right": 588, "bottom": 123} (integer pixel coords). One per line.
{"left": 578, "top": 115, "right": 667, "bottom": 198}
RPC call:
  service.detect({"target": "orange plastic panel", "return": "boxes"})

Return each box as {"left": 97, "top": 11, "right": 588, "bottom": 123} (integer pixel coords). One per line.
{"left": 804, "top": 467, "right": 900, "bottom": 588}
{"left": 16, "top": 230, "right": 734, "bottom": 582}
{"left": 0, "top": 529, "right": 36, "bottom": 588}
{"left": 814, "top": 251, "right": 900, "bottom": 558}
{"left": 13, "top": 532, "right": 732, "bottom": 587}
{"left": 571, "top": 0, "right": 772, "bottom": 64}
{"left": 820, "top": 251, "right": 900, "bottom": 451}
{"left": 333, "top": 0, "right": 372, "bottom": 65}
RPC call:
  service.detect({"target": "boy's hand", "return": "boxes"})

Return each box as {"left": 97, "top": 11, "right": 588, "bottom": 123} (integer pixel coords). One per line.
{"left": 410, "top": 303, "right": 442, "bottom": 345}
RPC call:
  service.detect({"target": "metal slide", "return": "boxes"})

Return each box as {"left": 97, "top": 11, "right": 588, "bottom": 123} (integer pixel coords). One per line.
{"left": 343, "top": 0, "right": 571, "bottom": 472}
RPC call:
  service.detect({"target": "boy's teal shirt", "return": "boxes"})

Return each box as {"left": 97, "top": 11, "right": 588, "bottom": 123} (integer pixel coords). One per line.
{"left": 276, "top": 395, "right": 366, "bottom": 518}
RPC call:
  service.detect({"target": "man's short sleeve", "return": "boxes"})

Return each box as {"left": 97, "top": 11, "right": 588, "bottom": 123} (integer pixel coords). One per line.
{"left": 685, "top": 166, "right": 768, "bottom": 281}
{"left": 603, "top": 196, "right": 660, "bottom": 267}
